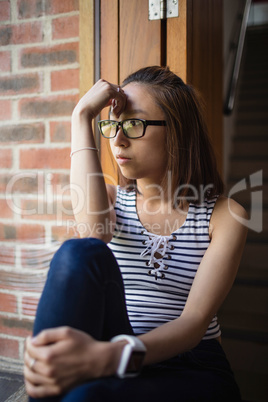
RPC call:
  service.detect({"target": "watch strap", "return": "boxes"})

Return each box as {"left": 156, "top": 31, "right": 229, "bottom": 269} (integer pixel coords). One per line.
{"left": 110, "top": 335, "right": 146, "bottom": 378}
{"left": 110, "top": 335, "right": 146, "bottom": 350}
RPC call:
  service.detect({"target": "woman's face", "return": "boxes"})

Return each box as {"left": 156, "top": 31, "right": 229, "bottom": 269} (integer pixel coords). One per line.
{"left": 109, "top": 83, "right": 168, "bottom": 184}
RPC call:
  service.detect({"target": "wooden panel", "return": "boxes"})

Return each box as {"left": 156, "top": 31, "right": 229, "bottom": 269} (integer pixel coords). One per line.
{"left": 119, "top": 0, "right": 162, "bottom": 82}
{"left": 79, "top": 0, "right": 95, "bottom": 97}
{"left": 187, "top": 0, "right": 223, "bottom": 172}
{"left": 167, "top": 0, "right": 187, "bottom": 83}
{"left": 168, "top": 0, "right": 223, "bottom": 172}
{"left": 100, "top": 0, "right": 119, "bottom": 184}
{"left": 100, "top": 0, "right": 119, "bottom": 85}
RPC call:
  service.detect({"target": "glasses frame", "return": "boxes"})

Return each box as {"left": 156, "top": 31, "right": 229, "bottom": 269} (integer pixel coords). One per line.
{"left": 98, "top": 118, "right": 167, "bottom": 139}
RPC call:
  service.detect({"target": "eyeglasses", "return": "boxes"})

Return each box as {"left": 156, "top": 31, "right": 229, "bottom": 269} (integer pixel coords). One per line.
{"left": 98, "top": 119, "right": 166, "bottom": 139}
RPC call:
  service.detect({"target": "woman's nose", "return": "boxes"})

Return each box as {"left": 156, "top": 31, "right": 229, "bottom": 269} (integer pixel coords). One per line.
{"left": 112, "top": 125, "right": 129, "bottom": 147}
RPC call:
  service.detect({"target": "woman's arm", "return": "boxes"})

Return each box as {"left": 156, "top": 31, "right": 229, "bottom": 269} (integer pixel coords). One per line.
{"left": 138, "top": 197, "right": 248, "bottom": 364}
{"left": 70, "top": 80, "right": 126, "bottom": 242}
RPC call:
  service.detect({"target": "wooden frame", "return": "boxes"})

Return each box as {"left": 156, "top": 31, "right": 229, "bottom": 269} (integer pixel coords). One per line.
{"left": 79, "top": 0, "right": 95, "bottom": 98}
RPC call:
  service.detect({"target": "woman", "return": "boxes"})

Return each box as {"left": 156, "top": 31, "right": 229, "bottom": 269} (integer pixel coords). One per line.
{"left": 24, "top": 66, "right": 247, "bottom": 401}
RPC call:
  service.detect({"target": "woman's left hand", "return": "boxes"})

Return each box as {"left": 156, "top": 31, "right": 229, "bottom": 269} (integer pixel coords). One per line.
{"left": 24, "top": 326, "right": 112, "bottom": 398}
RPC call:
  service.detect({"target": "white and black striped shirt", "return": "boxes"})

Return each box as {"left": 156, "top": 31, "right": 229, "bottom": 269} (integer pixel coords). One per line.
{"left": 109, "top": 186, "right": 221, "bottom": 339}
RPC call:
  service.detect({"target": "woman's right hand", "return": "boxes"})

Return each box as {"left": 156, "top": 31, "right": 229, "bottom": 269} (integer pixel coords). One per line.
{"left": 24, "top": 326, "right": 124, "bottom": 398}
{"left": 73, "top": 79, "right": 127, "bottom": 122}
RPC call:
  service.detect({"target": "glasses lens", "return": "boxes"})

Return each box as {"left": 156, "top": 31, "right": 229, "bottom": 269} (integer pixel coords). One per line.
{"left": 123, "top": 119, "right": 144, "bottom": 138}
{"left": 100, "top": 121, "right": 117, "bottom": 138}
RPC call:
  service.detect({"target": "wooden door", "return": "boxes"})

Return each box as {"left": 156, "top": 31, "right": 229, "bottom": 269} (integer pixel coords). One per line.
{"left": 96, "top": 0, "right": 223, "bottom": 181}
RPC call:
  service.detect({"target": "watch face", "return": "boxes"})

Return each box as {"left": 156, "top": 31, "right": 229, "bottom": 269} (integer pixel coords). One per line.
{"left": 126, "top": 351, "right": 145, "bottom": 373}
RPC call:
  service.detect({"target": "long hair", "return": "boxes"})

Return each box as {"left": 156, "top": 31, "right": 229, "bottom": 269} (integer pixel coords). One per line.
{"left": 119, "top": 66, "right": 224, "bottom": 204}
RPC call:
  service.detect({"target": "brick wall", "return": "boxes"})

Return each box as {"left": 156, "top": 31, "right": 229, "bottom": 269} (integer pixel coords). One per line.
{"left": 0, "top": 0, "right": 80, "bottom": 372}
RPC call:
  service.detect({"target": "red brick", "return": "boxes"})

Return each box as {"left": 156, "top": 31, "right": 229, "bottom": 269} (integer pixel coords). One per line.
{"left": 0, "top": 149, "right": 12, "bottom": 168}
{"left": 0, "top": 198, "right": 13, "bottom": 219}
{"left": 21, "top": 246, "right": 55, "bottom": 269}
{"left": 14, "top": 21, "right": 43, "bottom": 44}
{"left": 0, "top": 223, "right": 16, "bottom": 241}
{"left": 51, "top": 68, "right": 79, "bottom": 91}
{"left": 0, "top": 337, "right": 19, "bottom": 359}
{"left": 20, "top": 42, "right": 79, "bottom": 68}
{"left": 50, "top": 121, "right": 71, "bottom": 142}
{"left": 22, "top": 296, "right": 40, "bottom": 316}
{"left": 0, "top": 73, "right": 42, "bottom": 95}
{"left": 0, "top": 293, "right": 17, "bottom": 314}
{"left": 0, "top": 1, "right": 10, "bottom": 22}
{"left": 0, "top": 174, "right": 11, "bottom": 193}
{"left": 0, "top": 122, "right": 45, "bottom": 144}
{"left": 20, "top": 148, "right": 70, "bottom": 169}
{"left": 0, "top": 223, "right": 45, "bottom": 243}
{"left": 2, "top": 172, "right": 71, "bottom": 196}
{"left": 18, "top": 0, "right": 79, "bottom": 19}
{"left": 17, "top": 0, "right": 44, "bottom": 19}
{"left": 0, "top": 269, "right": 46, "bottom": 292}
{"left": 0, "top": 51, "right": 11, "bottom": 72}
{"left": 0, "top": 246, "right": 15, "bottom": 266}
{"left": 0, "top": 100, "right": 11, "bottom": 121}
{"left": 18, "top": 223, "right": 46, "bottom": 243}
{"left": 52, "top": 15, "right": 79, "bottom": 40}
{"left": 17, "top": 0, "right": 44, "bottom": 18}
{"left": 1, "top": 172, "right": 40, "bottom": 194}
{"left": 0, "top": 315, "right": 33, "bottom": 337}
{"left": 19, "top": 94, "right": 78, "bottom": 118}
{"left": 49, "top": 0, "right": 79, "bottom": 15}
{"left": 0, "top": 22, "right": 43, "bottom": 46}
{"left": 20, "top": 198, "right": 74, "bottom": 221}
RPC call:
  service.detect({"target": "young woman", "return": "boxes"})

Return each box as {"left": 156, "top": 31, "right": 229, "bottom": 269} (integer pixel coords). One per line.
{"left": 24, "top": 66, "right": 247, "bottom": 401}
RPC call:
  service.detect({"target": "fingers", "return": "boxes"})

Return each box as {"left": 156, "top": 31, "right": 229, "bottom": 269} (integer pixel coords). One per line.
{"left": 24, "top": 358, "right": 54, "bottom": 384}
{"left": 99, "top": 81, "right": 126, "bottom": 117}
{"left": 24, "top": 348, "right": 41, "bottom": 374}
{"left": 73, "top": 79, "right": 127, "bottom": 121}
{"left": 24, "top": 327, "right": 94, "bottom": 368}
{"left": 24, "top": 339, "right": 68, "bottom": 398}
{"left": 25, "top": 349, "right": 43, "bottom": 374}
{"left": 110, "top": 85, "right": 127, "bottom": 118}
{"left": 25, "top": 380, "right": 61, "bottom": 399}
{"left": 24, "top": 328, "right": 68, "bottom": 372}
{"left": 24, "top": 348, "right": 61, "bottom": 398}
{"left": 31, "top": 326, "right": 73, "bottom": 346}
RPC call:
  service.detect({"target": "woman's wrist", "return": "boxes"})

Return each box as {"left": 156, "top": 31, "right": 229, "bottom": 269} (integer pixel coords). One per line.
{"left": 71, "top": 107, "right": 92, "bottom": 131}
{"left": 71, "top": 109, "right": 96, "bottom": 149}
{"left": 100, "top": 340, "right": 128, "bottom": 377}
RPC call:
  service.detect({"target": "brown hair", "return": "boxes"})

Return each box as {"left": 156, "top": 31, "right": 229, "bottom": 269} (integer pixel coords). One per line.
{"left": 119, "top": 66, "right": 224, "bottom": 204}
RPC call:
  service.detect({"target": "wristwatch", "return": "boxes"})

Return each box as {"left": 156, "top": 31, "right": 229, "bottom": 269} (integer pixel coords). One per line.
{"left": 110, "top": 335, "right": 147, "bottom": 378}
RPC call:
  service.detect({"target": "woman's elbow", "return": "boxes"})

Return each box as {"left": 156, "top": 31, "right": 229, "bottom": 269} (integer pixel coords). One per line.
{"left": 74, "top": 216, "right": 115, "bottom": 244}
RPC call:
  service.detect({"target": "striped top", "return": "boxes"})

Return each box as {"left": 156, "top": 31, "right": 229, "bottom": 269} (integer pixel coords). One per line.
{"left": 108, "top": 186, "right": 221, "bottom": 339}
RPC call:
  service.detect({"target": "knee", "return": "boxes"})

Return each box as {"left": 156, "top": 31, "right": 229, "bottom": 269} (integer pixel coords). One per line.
{"left": 57, "top": 237, "right": 106, "bottom": 255}
{"left": 50, "top": 238, "right": 113, "bottom": 275}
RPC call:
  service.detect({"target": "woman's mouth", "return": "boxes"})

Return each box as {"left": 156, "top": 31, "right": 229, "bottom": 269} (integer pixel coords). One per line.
{"left": 116, "top": 155, "right": 131, "bottom": 165}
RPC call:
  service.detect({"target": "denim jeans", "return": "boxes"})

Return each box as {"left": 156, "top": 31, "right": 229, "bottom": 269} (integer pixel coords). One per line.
{"left": 29, "top": 238, "right": 241, "bottom": 402}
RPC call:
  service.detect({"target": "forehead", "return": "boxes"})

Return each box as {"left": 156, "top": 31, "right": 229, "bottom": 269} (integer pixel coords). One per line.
{"left": 122, "top": 83, "right": 161, "bottom": 116}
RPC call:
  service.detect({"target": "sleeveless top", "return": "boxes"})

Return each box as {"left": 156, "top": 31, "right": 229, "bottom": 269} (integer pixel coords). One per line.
{"left": 108, "top": 186, "right": 221, "bottom": 339}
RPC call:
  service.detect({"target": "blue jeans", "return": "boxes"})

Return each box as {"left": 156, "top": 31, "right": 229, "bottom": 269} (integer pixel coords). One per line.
{"left": 29, "top": 238, "right": 241, "bottom": 402}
